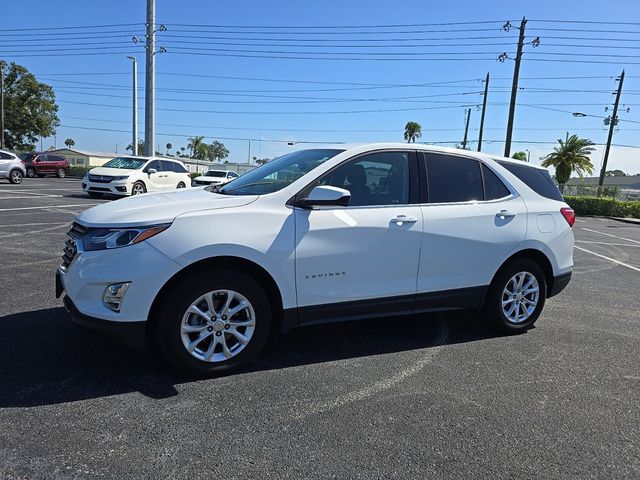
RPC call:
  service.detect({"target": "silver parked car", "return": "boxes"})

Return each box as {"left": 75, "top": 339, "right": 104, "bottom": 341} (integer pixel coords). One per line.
{"left": 0, "top": 149, "right": 25, "bottom": 184}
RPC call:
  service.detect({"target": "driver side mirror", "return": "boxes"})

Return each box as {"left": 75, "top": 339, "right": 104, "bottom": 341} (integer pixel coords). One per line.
{"left": 146, "top": 168, "right": 157, "bottom": 174}
{"left": 297, "top": 185, "right": 351, "bottom": 209}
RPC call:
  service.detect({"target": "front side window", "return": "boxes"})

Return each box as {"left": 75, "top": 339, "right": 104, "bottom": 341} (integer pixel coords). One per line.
{"left": 102, "top": 157, "right": 146, "bottom": 170}
{"left": 145, "top": 160, "right": 161, "bottom": 172}
{"left": 228, "top": 171, "right": 239, "bottom": 178}
{"left": 219, "top": 149, "right": 343, "bottom": 196}
{"left": 425, "top": 154, "right": 483, "bottom": 203}
{"left": 317, "top": 151, "right": 411, "bottom": 207}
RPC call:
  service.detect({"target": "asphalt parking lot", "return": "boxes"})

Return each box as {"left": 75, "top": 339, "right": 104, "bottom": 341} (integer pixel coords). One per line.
{"left": 0, "top": 178, "right": 638, "bottom": 479}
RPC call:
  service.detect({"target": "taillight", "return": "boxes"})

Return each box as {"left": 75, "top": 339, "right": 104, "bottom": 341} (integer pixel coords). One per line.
{"left": 560, "top": 207, "right": 575, "bottom": 227}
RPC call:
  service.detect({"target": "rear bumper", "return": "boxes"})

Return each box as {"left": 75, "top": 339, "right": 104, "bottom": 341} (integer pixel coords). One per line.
{"left": 63, "top": 295, "right": 146, "bottom": 350}
{"left": 548, "top": 271, "right": 572, "bottom": 298}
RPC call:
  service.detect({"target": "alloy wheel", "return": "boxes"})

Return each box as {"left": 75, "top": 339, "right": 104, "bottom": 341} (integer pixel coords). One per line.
{"left": 501, "top": 271, "right": 539, "bottom": 324}
{"left": 180, "top": 289, "right": 256, "bottom": 363}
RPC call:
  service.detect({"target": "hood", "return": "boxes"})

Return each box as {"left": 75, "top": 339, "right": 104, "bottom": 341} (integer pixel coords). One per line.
{"left": 77, "top": 188, "right": 258, "bottom": 227}
{"left": 88, "top": 167, "right": 139, "bottom": 176}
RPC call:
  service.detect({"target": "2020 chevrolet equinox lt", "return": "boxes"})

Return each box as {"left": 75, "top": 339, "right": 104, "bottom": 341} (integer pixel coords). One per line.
{"left": 56, "top": 144, "right": 574, "bottom": 376}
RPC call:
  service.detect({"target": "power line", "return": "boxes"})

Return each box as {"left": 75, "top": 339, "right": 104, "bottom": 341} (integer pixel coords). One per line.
{"left": 0, "top": 23, "right": 142, "bottom": 32}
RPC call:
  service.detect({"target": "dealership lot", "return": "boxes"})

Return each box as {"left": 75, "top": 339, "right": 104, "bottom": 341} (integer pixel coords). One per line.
{"left": 0, "top": 179, "right": 638, "bottom": 479}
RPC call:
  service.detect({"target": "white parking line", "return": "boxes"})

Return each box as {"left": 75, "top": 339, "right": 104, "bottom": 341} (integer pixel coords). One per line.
{"left": 574, "top": 245, "right": 640, "bottom": 272}
{"left": 0, "top": 195, "right": 63, "bottom": 200}
{"left": 580, "top": 227, "right": 640, "bottom": 245}
{"left": 576, "top": 240, "right": 640, "bottom": 248}
{"left": 0, "top": 222, "right": 69, "bottom": 228}
{"left": 0, "top": 203, "right": 101, "bottom": 212}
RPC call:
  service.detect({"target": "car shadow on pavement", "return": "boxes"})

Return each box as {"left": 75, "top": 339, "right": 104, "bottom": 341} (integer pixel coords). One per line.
{"left": 0, "top": 307, "right": 506, "bottom": 408}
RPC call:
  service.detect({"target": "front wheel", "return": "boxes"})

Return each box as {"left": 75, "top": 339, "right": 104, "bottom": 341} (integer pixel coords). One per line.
{"left": 26, "top": 168, "right": 36, "bottom": 178}
{"left": 156, "top": 270, "right": 272, "bottom": 377}
{"left": 57, "top": 167, "right": 67, "bottom": 178}
{"left": 131, "top": 181, "right": 146, "bottom": 195}
{"left": 9, "top": 169, "right": 24, "bottom": 184}
{"left": 482, "top": 259, "right": 547, "bottom": 333}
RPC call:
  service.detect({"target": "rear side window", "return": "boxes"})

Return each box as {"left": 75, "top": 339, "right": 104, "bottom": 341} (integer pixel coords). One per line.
{"left": 171, "top": 162, "right": 188, "bottom": 173}
{"left": 497, "top": 161, "right": 563, "bottom": 201}
{"left": 0, "top": 152, "right": 13, "bottom": 160}
{"left": 482, "top": 164, "right": 511, "bottom": 200}
{"left": 425, "top": 154, "right": 483, "bottom": 203}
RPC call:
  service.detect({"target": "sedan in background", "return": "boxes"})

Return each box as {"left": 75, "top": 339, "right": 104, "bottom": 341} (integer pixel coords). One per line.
{"left": 82, "top": 157, "right": 191, "bottom": 198}
{"left": 192, "top": 169, "right": 239, "bottom": 187}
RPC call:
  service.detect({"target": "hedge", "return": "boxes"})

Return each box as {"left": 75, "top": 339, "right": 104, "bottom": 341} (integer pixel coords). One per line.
{"left": 564, "top": 195, "right": 640, "bottom": 219}
{"left": 68, "top": 166, "right": 90, "bottom": 177}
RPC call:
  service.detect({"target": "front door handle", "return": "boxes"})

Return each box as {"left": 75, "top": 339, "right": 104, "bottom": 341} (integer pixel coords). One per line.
{"left": 390, "top": 215, "right": 418, "bottom": 225}
{"left": 496, "top": 210, "right": 516, "bottom": 219}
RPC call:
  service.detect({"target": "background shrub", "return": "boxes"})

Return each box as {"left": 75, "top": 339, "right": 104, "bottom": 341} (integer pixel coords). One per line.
{"left": 564, "top": 195, "right": 640, "bottom": 218}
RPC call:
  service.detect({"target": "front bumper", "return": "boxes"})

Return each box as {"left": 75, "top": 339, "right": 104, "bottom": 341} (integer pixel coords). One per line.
{"left": 63, "top": 294, "right": 146, "bottom": 350}
{"left": 83, "top": 178, "right": 130, "bottom": 196}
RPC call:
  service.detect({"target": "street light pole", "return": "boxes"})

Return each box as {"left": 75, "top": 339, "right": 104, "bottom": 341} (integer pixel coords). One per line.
{"left": 144, "top": 0, "right": 155, "bottom": 156}
{"left": 127, "top": 56, "right": 138, "bottom": 156}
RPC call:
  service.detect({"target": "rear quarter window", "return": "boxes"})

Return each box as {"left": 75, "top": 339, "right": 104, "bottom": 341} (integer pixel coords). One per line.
{"left": 496, "top": 161, "right": 564, "bottom": 202}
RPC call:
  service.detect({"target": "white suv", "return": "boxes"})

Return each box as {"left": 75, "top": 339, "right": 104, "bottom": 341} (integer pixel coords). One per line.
{"left": 82, "top": 156, "right": 191, "bottom": 198}
{"left": 57, "top": 144, "right": 574, "bottom": 376}
{"left": 0, "top": 149, "right": 25, "bottom": 184}
{"left": 192, "top": 169, "right": 239, "bottom": 187}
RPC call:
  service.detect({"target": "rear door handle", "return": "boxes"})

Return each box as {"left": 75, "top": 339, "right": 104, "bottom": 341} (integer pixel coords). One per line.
{"left": 497, "top": 210, "right": 516, "bottom": 219}
{"left": 390, "top": 215, "right": 418, "bottom": 225}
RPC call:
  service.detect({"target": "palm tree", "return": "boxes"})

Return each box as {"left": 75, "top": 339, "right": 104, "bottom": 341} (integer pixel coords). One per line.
{"left": 187, "top": 136, "right": 205, "bottom": 158}
{"left": 512, "top": 151, "right": 527, "bottom": 161}
{"left": 404, "top": 121, "right": 422, "bottom": 143}
{"left": 540, "top": 134, "right": 595, "bottom": 192}
{"left": 166, "top": 143, "right": 172, "bottom": 155}
{"left": 64, "top": 138, "right": 75, "bottom": 149}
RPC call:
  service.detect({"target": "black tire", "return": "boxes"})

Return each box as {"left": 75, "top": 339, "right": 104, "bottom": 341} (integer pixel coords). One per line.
{"left": 88, "top": 192, "right": 104, "bottom": 199}
{"left": 131, "top": 181, "right": 146, "bottom": 195}
{"left": 176, "top": 181, "right": 186, "bottom": 189}
{"left": 481, "top": 259, "right": 547, "bottom": 333}
{"left": 156, "top": 269, "right": 272, "bottom": 377}
{"left": 57, "top": 167, "right": 67, "bottom": 178}
{"left": 26, "top": 168, "right": 36, "bottom": 178}
{"left": 9, "top": 169, "right": 23, "bottom": 184}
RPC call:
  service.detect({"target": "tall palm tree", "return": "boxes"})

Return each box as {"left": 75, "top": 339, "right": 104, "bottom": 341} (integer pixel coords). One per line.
{"left": 166, "top": 143, "right": 172, "bottom": 155}
{"left": 540, "top": 134, "right": 595, "bottom": 191}
{"left": 187, "top": 136, "right": 205, "bottom": 158}
{"left": 404, "top": 121, "right": 422, "bottom": 143}
{"left": 64, "top": 138, "right": 75, "bottom": 149}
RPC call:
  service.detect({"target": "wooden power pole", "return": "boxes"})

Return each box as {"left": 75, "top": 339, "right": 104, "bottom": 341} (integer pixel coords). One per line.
{"left": 598, "top": 70, "right": 625, "bottom": 192}
{"left": 504, "top": 17, "right": 527, "bottom": 158}
{"left": 477, "top": 72, "right": 489, "bottom": 152}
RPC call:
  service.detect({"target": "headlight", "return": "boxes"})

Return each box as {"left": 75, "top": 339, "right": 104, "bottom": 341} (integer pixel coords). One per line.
{"left": 112, "top": 176, "right": 129, "bottom": 181}
{"left": 82, "top": 224, "right": 170, "bottom": 251}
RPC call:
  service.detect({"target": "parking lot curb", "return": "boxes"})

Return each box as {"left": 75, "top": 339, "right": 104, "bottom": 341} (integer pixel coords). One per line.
{"left": 605, "top": 216, "right": 640, "bottom": 225}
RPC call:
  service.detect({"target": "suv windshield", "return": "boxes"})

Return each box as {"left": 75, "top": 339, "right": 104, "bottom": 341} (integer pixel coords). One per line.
{"left": 20, "top": 153, "right": 37, "bottom": 162}
{"left": 102, "top": 157, "right": 146, "bottom": 170}
{"left": 218, "top": 149, "right": 344, "bottom": 195}
{"left": 205, "top": 171, "right": 226, "bottom": 177}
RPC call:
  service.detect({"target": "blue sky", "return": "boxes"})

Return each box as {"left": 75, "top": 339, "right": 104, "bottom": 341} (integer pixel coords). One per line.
{"left": 2, "top": 0, "right": 640, "bottom": 173}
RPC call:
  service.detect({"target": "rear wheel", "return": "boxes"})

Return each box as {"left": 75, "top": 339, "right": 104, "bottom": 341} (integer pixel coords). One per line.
{"left": 26, "top": 168, "right": 36, "bottom": 178}
{"left": 131, "top": 181, "right": 146, "bottom": 195}
{"left": 156, "top": 270, "right": 272, "bottom": 377}
{"left": 176, "top": 181, "right": 186, "bottom": 189}
{"left": 482, "top": 259, "right": 547, "bottom": 333}
{"left": 57, "top": 167, "right": 67, "bottom": 178}
{"left": 9, "top": 169, "right": 23, "bottom": 184}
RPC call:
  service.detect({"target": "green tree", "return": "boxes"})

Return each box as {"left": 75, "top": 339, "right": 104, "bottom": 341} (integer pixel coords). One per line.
{"left": 540, "top": 134, "right": 595, "bottom": 192}
{"left": 254, "top": 158, "right": 270, "bottom": 165}
{"left": 208, "top": 140, "right": 230, "bottom": 162}
{"left": 126, "top": 140, "right": 144, "bottom": 155}
{"left": 166, "top": 143, "right": 172, "bottom": 155}
{"left": 512, "top": 151, "right": 527, "bottom": 161}
{"left": 403, "top": 121, "right": 422, "bottom": 143}
{"left": 605, "top": 169, "right": 626, "bottom": 177}
{"left": 64, "top": 138, "right": 75, "bottom": 149}
{"left": 0, "top": 61, "right": 60, "bottom": 150}
{"left": 187, "top": 136, "right": 205, "bottom": 158}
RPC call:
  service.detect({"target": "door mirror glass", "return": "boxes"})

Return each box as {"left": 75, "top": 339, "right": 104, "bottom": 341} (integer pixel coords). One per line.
{"left": 297, "top": 185, "right": 351, "bottom": 209}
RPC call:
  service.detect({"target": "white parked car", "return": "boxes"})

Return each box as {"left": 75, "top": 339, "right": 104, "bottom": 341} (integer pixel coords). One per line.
{"left": 57, "top": 144, "right": 574, "bottom": 376}
{"left": 0, "top": 149, "right": 25, "bottom": 184}
{"left": 192, "top": 169, "right": 239, "bottom": 187}
{"left": 82, "top": 156, "right": 191, "bottom": 198}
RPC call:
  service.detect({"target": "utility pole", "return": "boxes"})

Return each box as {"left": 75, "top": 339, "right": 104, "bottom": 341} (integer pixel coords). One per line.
{"left": 0, "top": 67, "right": 4, "bottom": 149}
{"left": 144, "top": 0, "right": 155, "bottom": 156}
{"left": 127, "top": 56, "right": 138, "bottom": 156}
{"left": 461, "top": 108, "right": 471, "bottom": 150}
{"left": 598, "top": 70, "right": 625, "bottom": 192}
{"left": 477, "top": 72, "right": 489, "bottom": 152}
{"left": 504, "top": 17, "right": 527, "bottom": 158}
{"left": 247, "top": 140, "right": 251, "bottom": 164}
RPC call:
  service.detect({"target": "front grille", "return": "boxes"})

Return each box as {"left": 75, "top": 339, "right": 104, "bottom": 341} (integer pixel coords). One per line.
{"left": 88, "top": 187, "right": 110, "bottom": 192}
{"left": 61, "top": 222, "right": 87, "bottom": 269}
{"left": 194, "top": 180, "right": 211, "bottom": 185}
{"left": 88, "top": 175, "right": 113, "bottom": 183}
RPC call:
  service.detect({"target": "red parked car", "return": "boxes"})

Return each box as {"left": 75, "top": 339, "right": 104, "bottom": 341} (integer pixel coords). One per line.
{"left": 20, "top": 152, "right": 70, "bottom": 178}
